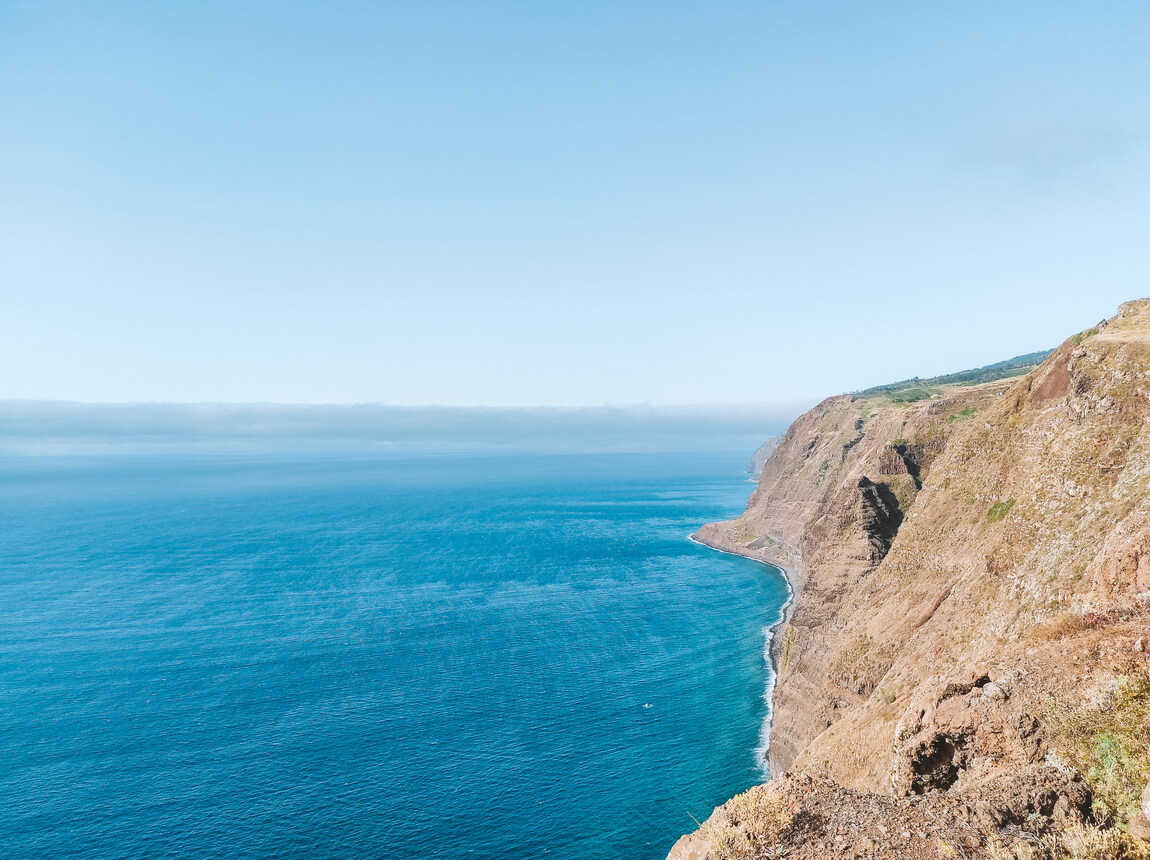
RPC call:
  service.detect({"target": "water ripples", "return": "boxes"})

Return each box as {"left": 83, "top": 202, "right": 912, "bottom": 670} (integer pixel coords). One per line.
{"left": 0, "top": 452, "right": 788, "bottom": 859}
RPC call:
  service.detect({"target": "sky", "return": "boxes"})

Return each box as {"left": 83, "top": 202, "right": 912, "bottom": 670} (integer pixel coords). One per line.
{"left": 2, "top": 1, "right": 1149, "bottom": 406}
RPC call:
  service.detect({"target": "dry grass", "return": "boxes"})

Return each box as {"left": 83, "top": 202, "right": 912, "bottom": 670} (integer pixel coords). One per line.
{"left": 1054, "top": 823, "right": 1150, "bottom": 859}
{"left": 829, "top": 634, "right": 895, "bottom": 696}
{"left": 1045, "top": 669, "right": 1150, "bottom": 827}
{"left": 1032, "top": 613, "right": 1086, "bottom": 642}
{"left": 698, "top": 786, "right": 795, "bottom": 859}
{"left": 1031, "top": 601, "right": 1149, "bottom": 642}
{"left": 988, "top": 821, "right": 1150, "bottom": 859}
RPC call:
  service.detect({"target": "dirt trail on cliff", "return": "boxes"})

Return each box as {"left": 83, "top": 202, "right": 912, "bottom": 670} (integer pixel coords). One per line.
{"left": 675, "top": 301, "right": 1150, "bottom": 859}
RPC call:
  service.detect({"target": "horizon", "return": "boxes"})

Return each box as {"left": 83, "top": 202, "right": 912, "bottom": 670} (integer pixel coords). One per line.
{"left": 0, "top": 330, "right": 1054, "bottom": 452}
{"left": 0, "top": 340, "right": 1061, "bottom": 410}
{"left": 0, "top": 339, "right": 1067, "bottom": 455}
{"left": 4, "top": 4, "right": 1149, "bottom": 406}
{"left": 0, "top": 400, "right": 803, "bottom": 454}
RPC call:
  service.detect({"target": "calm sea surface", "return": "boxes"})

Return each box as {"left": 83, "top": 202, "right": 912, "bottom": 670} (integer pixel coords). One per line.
{"left": 0, "top": 451, "right": 788, "bottom": 859}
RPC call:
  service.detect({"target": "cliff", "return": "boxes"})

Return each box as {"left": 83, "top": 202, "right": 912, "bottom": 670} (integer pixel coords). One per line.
{"left": 674, "top": 301, "right": 1150, "bottom": 859}
{"left": 747, "top": 436, "right": 782, "bottom": 479}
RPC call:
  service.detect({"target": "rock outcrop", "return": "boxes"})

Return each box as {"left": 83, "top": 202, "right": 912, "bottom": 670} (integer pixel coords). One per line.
{"left": 748, "top": 436, "right": 782, "bottom": 479}
{"left": 678, "top": 301, "right": 1150, "bottom": 858}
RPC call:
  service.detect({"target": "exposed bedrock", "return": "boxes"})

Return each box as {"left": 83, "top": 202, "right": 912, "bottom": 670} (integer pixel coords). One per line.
{"left": 679, "top": 300, "right": 1150, "bottom": 857}
{"left": 857, "top": 476, "right": 903, "bottom": 562}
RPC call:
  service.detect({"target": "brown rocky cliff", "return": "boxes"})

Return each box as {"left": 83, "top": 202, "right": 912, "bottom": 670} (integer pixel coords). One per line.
{"left": 678, "top": 301, "right": 1150, "bottom": 859}
{"left": 694, "top": 379, "right": 1008, "bottom": 778}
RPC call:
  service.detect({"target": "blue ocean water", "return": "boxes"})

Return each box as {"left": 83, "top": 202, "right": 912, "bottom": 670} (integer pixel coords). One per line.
{"left": 0, "top": 450, "right": 788, "bottom": 859}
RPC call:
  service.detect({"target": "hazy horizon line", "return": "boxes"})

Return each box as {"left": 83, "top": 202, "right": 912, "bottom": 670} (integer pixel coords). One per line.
{"left": 0, "top": 400, "right": 807, "bottom": 454}
{"left": 0, "top": 397, "right": 813, "bottom": 411}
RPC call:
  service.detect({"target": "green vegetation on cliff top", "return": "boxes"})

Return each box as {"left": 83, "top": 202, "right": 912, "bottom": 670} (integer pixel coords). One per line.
{"left": 856, "top": 349, "right": 1054, "bottom": 402}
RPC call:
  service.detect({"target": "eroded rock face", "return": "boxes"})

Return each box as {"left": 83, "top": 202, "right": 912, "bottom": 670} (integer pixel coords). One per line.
{"left": 889, "top": 671, "right": 1046, "bottom": 797}
{"left": 691, "top": 385, "right": 1001, "bottom": 777}
{"left": 678, "top": 300, "right": 1150, "bottom": 856}
{"left": 700, "top": 303, "right": 1150, "bottom": 789}
{"left": 857, "top": 477, "right": 904, "bottom": 562}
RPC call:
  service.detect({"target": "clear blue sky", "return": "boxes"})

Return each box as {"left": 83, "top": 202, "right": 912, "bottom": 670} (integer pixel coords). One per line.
{"left": 2, "top": 1, "right": 1148, "bottom": 406}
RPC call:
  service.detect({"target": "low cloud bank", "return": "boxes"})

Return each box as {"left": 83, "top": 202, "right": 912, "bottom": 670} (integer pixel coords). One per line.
{"left": 0, "top": 401, "right": 810, "bottom": 454}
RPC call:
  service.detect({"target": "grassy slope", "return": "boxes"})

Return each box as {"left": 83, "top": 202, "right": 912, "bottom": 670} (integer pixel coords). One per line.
{"left": 857, "top": 349, "right": 1054, "bottom": 403}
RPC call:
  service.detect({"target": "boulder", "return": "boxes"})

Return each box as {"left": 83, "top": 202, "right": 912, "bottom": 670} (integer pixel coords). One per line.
{"left": 1130, "top": 814, "right": 1150, "bottom": 842}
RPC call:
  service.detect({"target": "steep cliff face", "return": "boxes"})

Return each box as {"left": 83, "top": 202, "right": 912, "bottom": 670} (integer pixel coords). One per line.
{"left": 679, "top": 301, "right": 1150, "bottom": 859}
{"left": 694, "top": 378, "right": 1011, "bottom": 778}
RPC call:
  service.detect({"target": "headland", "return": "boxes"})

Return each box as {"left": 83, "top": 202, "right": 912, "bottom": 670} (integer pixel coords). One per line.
{"left": 669, "top": 301, "right": 1150, "bottom": 859}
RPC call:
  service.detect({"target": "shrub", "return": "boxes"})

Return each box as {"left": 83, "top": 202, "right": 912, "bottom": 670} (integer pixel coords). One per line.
{"left": 990, "top": 824, "right": 1150, "bottom": 859}
{"left": 699, "top": 786, "right": 795, "bottom": 859}
{"left": 1046, "top": 671, "right": 1150, "bottom": 827}
{"left": 1073, "top": 328, "right": 1099, "bottom": 347}
{"left": 1049, "top": 822, "right": 1150, "bottom": 859}
{"left": 987, "top": 499, "right": 1016, "bottom": 523}
{"left": 889, "top": 387, "right": 937, "bottom": 403}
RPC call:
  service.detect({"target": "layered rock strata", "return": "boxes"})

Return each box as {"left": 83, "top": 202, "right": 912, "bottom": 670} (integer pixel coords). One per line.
{"left": 677, "top": 301, "right": 1150, "bottom": 858}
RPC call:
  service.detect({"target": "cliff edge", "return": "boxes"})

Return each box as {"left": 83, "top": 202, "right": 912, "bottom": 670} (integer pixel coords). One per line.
{"left": 674, "top": 301, "right": 1150, "bottom": 859}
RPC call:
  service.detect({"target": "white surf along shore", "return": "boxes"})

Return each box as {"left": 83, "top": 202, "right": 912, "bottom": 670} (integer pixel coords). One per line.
{"left": 687, "top": 531, "right": 795, "bottom": 778}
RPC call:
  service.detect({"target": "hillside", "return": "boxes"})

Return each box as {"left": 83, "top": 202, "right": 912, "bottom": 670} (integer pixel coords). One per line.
{"left": 856, "top": 349, "right": 1054, "bottom": 403}
{"left": 673, "top": 301, "right": 1150, "bottom": 859}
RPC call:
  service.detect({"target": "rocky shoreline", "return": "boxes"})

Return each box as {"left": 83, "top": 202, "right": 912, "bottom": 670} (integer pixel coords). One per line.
{"left": 689, "top": 530, "right": 797, "bottom": 694}
{"left": 689, "top": 529, "right": 796, "bottom": 774}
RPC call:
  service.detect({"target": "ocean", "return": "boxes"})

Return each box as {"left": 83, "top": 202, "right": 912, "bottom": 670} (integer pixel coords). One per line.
{"left": 0, "top": 450, "right": 789, "bottom": 859}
